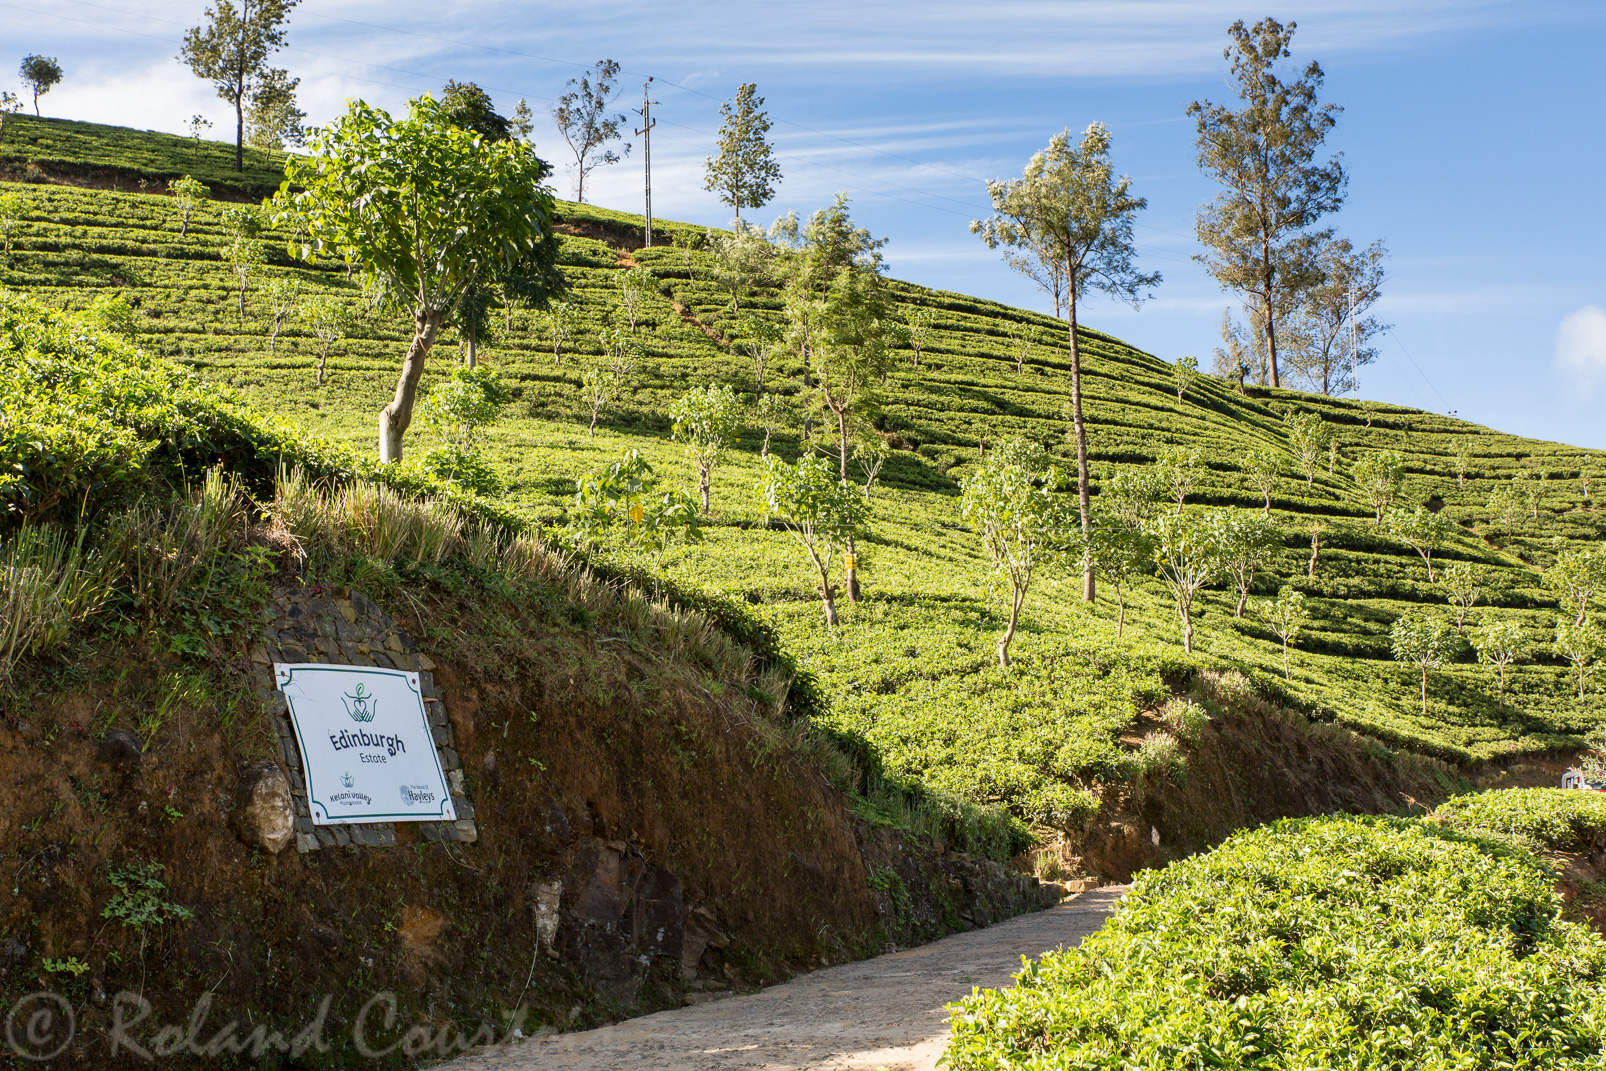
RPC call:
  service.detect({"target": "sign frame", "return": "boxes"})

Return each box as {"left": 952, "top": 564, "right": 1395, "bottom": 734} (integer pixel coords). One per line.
{"left": 274, "top": 662, "right": 457, "bottom": 826}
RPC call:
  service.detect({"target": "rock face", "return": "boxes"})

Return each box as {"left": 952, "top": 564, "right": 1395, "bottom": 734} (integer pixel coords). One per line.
{"left": 96, "top": 728, "right": 142, "bottom": 765}
{"left": 233, "top": 762, "right": 294, "bottom": 854}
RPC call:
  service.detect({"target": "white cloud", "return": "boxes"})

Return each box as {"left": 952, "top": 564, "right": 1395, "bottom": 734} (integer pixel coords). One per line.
{"left": 1555, "top": 305, "right": 1606, "bottom": 395}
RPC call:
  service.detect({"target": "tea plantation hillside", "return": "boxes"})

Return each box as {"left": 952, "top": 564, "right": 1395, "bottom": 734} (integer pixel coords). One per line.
{"left": 3, "top": 132, "right": 1603, "bottom": 834}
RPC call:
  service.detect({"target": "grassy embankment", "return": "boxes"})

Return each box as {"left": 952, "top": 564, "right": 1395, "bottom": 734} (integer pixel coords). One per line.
{"left": 2, "top": 115, "right": 1602, "bottom": 840}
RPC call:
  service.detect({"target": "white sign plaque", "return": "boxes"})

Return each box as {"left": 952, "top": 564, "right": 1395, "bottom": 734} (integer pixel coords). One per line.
{"left": 274, "top": 663, "right": 456, "bottom": 826}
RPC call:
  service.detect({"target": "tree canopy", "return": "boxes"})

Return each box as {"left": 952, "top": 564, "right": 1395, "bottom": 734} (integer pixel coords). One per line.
{"left": 1190, "top": 18, "right": 1344, "bottom": 389}
{"left": 973, "top": 122, "right": 1158, "bottom": 602}
{"left": 704, "top": 83, "right": 782, "bottom": 220}
{"left": 271, "top": 94, "right": 557, "bottom": 463}
{"left": 550, "top": 59, "right": 628, "bottom": 203}
{"left": 179, "top": 0, "right": 299, "bottom": 172}
{"left": 19, "top": 55, "right": 62, "bottom": 117}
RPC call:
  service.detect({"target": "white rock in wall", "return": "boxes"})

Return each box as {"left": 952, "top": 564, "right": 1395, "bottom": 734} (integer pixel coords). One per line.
{"left": 234, "top": 762, "right": 295, "bottom": 854}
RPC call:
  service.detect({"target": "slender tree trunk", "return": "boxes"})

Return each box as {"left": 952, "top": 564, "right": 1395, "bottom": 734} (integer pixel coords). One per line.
{"left": 812, "top": 555, "right": 839, "bottom": 628}
{"left": 802, "top": 342, "right": 813, "bottom": 439}
{"left": 1068, "top": 287, "right": 1094, "bottom": 602}
{"left": 1180, "top": 599, "right": 1193, "bottom": 653}
{"left": 317, "top": 343, "right": 329, "bottom": 386}
{"left": 1282, "top": 639, "right": 1290, "bottom": 679}
{"left": 1309, "top": 529, "right": 1320, "bottom": 577}
{"left": 1235, "top": 585, "right": 1248, "bottom": 618}
{"left": 464, "top": 319, "right": 477, "bottom": 368}
{"left": 379, "top": 309, "right": 442, "bottom": 463}
{"left": 761, "top": 425, "right": 771, "bottom": 458}
{"left": 234, "top": 90, "right": 244, "bottom": 173}
{"left": 998, "top": 584, "right": 1024, "bottom": 668}
{"left": 1420, "top": 668, "right": 1428, "bottom": 714}
{"left": 698, "top": 464, "right": 710, "bottom": 513}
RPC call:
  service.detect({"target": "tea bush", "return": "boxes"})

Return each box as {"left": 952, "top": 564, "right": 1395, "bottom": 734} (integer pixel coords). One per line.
{"left": 1435, "top": 787, "right": 1606, "bottom": 850}
{"left": 946, "top": 814, "right": 1606, "bottom": 1069}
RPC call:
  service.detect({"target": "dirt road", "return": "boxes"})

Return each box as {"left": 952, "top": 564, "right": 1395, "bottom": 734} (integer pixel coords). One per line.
{"left": 443, "top": 885, "right": 1125, "bottom": 1071}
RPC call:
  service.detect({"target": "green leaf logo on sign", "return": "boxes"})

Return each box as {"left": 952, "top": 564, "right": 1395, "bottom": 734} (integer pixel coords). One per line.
{"left": 342, "top": 682, "right": 378, "bottom": 723}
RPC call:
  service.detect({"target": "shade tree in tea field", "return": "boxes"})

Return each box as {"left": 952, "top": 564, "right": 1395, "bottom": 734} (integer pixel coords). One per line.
{"left": 669, "top": 383, "right": 741, "bottom": 513}
{"left": 973, "top": 121, "right": 1160, "bottom": 602}
{"left": 19, "top": 55, "right": 63, "bottom": 117}
{"left": 1146, "top": 508, "right": 1222, "bottom": 653}
{"left": 1189, "top": 17, "right": 1346, "bottom": 388}
{"left": 960, "top": 438, "right": 1072, "bottom": 667}
{"left": 756, "top": 453, "right": 868, "bottom": 628}
{"left": 1257, "top": 585, "right": 1309, "bottom": 678}
{"left": 180, "top": 0, "right": 298, "bottom": 172}
{"left": 270, "top": 95, "right": 557, "bottom": 463}
{"left": 1469, "top": 618, "right": 1524, "bottom": 708}
{"left": 550, "top": 59, "right": 628, "bottom": 204}
{"left": 1390, "top": 612, "right": 1457, "bottom": 715}
{"left": 703, "top": 83, "right": 782, "bottom": 221}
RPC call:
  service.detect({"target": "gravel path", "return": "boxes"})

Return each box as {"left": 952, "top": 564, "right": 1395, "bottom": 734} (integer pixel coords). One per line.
{"left": 443, "top": 885, "right": 1126, "bottom": 1071}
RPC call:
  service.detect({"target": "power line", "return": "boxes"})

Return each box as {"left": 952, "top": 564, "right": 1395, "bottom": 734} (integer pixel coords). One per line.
{"left": 1384, "top": 330, "right": 1452, "bottom": 412}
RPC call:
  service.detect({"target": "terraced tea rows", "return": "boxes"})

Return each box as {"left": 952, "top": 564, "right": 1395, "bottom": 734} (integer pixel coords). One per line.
{"left": 3, "top": 169, "right": 1602, "bottom": 833}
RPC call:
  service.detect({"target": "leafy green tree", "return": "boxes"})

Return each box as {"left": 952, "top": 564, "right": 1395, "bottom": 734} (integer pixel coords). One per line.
{"left": 1146, "top": 509, "right": 1223, "bottom": 654}
{"left": 817, "top": 265, "right": 897, "bottom": 483}
{"left": 1468, "top": 618, "right": 1523, "bottom": 708}
{"left": 572, "top": 449, "right": 700, "bottom": 551}
{"left": 1240, "top": 448, "right": 1280, "bottom": 514}
{"left": 1284, "top": 237, "right": 1388, "bottom": 395}
{"left": 704, "top": 83, "right": 781, "bottom": 220}
{"left": 582, "top": 332, "right": 638, "bottom": 436}
{"left": 706, "top": 222, "right": 775, "bottom": 314}
{"left": 1352, "top": 451, "right": 1405, "bottom": 524}
{"left": 614, "top": 264, "right": 655, "bottom": 331}
{"left": 669, "top": 384, "right": 741, "bottom": 513}
{"left": 1282, "top": 409, "right": 1330, "bottom": 488}
{"left": 1486, "top": 481, "right": 1523, "bottom": 538}
{"left": 220, "top": 205, "right": 263, "bottom": 321}
{"left": 19, "top": 55, "right": 62, "bottom": 117}
{"left": 1173, "top": 355, "right": 1198, "bottom": 404}
{"left": 299, "top": 294, "right": 350, "bottom": 386}
{"left": 180, "top": 0, "right": 298, "bottom": 172}
{"left": 734, "top": 315, "right": 783, "bottom": 396}
{"left": 270, "top": 95, "right": 556, "bottom": 463}
{"left": 960, "top": 439, "right": 1070, "bottom": 667}
{"left": 1546, "top": 543, "right": 1606, "bottom": 626}
{"left": 1189, "top": 18, "right": 1345, "bottom": 388}
{"left": 1006, "top": 321, "right": 1036, "bottom": 374}
{"left": 166, "top": 175, "right": 209, "bottom": 237}
{"left": 1155, "top": 445, "right": 1201, "bottom": 510}
{"left": 1553, "top": 618, "right": 1605, "bottom": 700}
{"left": 440, "top": 80, "right": 511, "bottom": 142}
{"left": 509, "top": 98, "right": 533, "bottom": 143}
{"left": 1439, "top": 561, "right": 1485, "bottom": 632}
{"left": 1099, "top": 466, "right": 1163, "bottom": 529}
{"left": 1390, "top": 612, "right": 1456, "bottom": 715}
{"left": 417, "top": 364, "right": 511, "bottom": 494}
{"left": 0, "top": 92, "right": 21, "bottom": 144}
{"left": 1257, "top": 585, "right": 1309, "bottom": 679}
{"left": 973, "top": 122, "right": 1160, "bottom": 602}
{"left": 245, "top": 67, "right": 304, "bottom": 153}
{"left": 853, "top": 431, "right": 890, "bottom": 499}
{"left": 755, "top": 392, "right": 790, "bottom": 458}
{"left": 1386, "top": 505, "right": 1449, "bottom": 582}
{"left": 1214, "top": 509, "right": 1280, "bottom": 617}
{"left": 1521, "top": 468, "right": 1548, "bottom": 522}
{"left": 1084, "top": 519, "right": 1153, "bottom": 638}
{"left": 542, "top": 301, "right": 577, "bottom": 365}
{"left": 550, "top": 59, "right": 628, "bottom": 203}
{"left": 903, "top": 305, "right": 938, "bottom": 368}
{"left": 757, "top": 453, "right": 868, "bottom": 628}
{"left": 1453, "top": 438, "right": 1472, "bottom": 488}
{"left": 262, "top": 275, "right": 300, "bottom": 352}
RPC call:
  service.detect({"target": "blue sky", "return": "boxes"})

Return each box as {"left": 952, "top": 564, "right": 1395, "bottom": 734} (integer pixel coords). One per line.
{"left": 10, "top": 0, "right": 1606, "bottom": 448}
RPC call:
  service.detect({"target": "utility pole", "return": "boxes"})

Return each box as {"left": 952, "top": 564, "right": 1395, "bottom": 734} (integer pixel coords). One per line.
{"left": 634, "top": 77, "right": 658, "bottom": 247}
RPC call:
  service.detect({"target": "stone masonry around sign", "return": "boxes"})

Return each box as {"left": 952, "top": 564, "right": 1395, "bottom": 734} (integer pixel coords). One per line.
{"left": 249, "top": 587, "right": 478, "bottom": 853}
